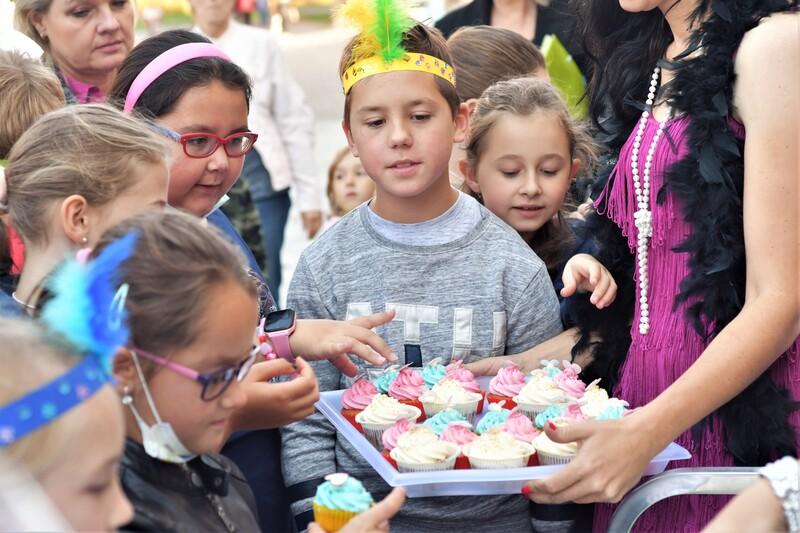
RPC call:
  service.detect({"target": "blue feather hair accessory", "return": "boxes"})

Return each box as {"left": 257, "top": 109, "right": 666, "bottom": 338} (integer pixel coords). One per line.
{"left": 0, "top": 231, "right": 139, "bottom": 447}
{"left": 41, "top": 231, "right": 138, "bottom": 373}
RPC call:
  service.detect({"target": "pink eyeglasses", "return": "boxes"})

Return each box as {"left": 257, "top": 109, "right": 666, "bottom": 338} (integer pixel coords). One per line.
{"left": 132, "top": 346, "right": 259, "bottom": 401}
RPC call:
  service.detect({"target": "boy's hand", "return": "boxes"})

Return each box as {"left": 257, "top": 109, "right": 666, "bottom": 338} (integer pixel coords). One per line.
{"left": 560, "top": 254, "right": 617, "bottom": 309}
{"left": 307, "top": 488, "right": 406, "bottom": 533}
{"left": 234, "top": 357, "right": 320, "bottom": 430}
{"left": 290, "top": 310, "right": 398, "bottom": 377}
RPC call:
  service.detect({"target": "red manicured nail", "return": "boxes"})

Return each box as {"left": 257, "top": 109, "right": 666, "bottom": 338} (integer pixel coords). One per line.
{"left": 548, "top": 421, "right": 557, "bottom": 430}
{"left": 521, "top": 484, "right": 532, "bottom": 498}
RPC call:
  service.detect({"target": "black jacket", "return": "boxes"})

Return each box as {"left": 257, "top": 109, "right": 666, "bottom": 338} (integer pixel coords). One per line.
{"left": 120, "top": 439, "right": 262, "bottom": 532}
{"left": 434, "top": 0, "right": 586, "bottom": 74}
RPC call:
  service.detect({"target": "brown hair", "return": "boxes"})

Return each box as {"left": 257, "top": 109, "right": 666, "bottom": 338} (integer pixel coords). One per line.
{"left": 92, "top": 210, "right": 258, "bottom": 360}
{"left": 447, "top": 26, "right": 546, "bottom": 102}
{"left": 339, "top": 23, "right": 460, "bottom": 126}
{"left": 3, "top": 104, "right": 169, "bottom": 247}
{"left": 326, "top": 147, "right": 352, "bottom": 217}
{"left": 0, "top": 318, "right": 85, "bottom": 476}
{"left": 464, "top": 77, "right": 598, "bottom": 272}
{"left": 0, "top": 51, "right": 64, "bottom": 158}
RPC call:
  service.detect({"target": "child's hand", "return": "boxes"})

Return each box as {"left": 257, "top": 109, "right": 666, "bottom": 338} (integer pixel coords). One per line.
{"left": 307, "top": 487, "right": 406, "bottom": 533}
{"left": 560, "top": 254, "right": 617, "bottom": 309}
{"left": 234, "top": 357, "right": 320, "bottom": 430}
{"left": 291, "top": 310, "right": 398, "bottom": 377}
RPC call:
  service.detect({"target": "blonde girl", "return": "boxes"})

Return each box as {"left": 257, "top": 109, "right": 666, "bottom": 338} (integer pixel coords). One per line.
{"left": 324, "top": 147, "right": 374, "bottom": 232}
{"left": 461, "top": 77, "right": 615, "bottom": 371}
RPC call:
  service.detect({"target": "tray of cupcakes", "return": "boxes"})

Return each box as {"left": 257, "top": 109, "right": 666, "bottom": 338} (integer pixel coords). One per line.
{"left": 315, "top": 359, "right": 691, "bottom": 497}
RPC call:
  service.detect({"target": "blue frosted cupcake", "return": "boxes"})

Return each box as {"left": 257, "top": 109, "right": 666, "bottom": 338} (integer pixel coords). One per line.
{"left": 313, "top": 473, "right": 374, "bottom": 532}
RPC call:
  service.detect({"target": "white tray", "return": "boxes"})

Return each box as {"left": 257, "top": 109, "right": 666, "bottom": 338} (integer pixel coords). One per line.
{"left": 315, "top": 378, "right": 691, "bottom": 497}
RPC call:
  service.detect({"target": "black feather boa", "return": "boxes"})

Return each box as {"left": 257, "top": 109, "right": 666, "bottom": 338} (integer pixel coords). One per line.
{"left": 572, "top": 0, "right": 797, "bottom": 466}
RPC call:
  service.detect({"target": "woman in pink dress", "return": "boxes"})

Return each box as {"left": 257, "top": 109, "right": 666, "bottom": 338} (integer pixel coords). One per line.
{"left": 519, "top": 1, "right": 799, "bottom": 531}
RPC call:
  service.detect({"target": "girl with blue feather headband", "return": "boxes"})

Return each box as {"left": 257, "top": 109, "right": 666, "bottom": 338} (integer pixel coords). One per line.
{"left": 0, "top": 232, "right": 139, "bottom": 531}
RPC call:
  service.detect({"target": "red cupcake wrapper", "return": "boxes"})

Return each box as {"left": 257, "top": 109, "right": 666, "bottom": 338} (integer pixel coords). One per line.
{"left": 455, "top": 454, "right": 471, "bottom": 470}
{"left": 485, "top": 393, "right": 517, "bottom": 410}
{"left": 381, "top": 449, "right": 398, "bottom": 469}
{"left": 341, "top": 408, "right": 364, "bottom": 432}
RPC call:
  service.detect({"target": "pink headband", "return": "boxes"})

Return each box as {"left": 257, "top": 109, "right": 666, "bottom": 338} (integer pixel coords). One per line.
{"left": 123, "top": 42, "right": 231, "bottom": 113}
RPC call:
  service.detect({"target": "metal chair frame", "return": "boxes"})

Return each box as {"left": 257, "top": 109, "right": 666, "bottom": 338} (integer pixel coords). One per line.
{"left": 607, "top": 467, "right": 762, "bottom": 533}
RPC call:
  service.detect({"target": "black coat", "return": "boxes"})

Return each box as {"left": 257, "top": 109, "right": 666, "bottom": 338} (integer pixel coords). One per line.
{"left": 434, "top": 0, "right": 586, "bottom": 74}
{"left": 120, "top": 439, "right": 262, "bottom": 532}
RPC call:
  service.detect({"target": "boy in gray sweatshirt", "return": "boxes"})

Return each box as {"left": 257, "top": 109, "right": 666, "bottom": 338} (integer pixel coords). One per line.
{"left": 282, "top": 22, "right": 562, "bottom": 532}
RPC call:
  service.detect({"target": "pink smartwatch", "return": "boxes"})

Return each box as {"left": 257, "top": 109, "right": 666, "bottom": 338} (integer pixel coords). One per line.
{"left": 263, "top": 309, "right": 297, "bottom": 362}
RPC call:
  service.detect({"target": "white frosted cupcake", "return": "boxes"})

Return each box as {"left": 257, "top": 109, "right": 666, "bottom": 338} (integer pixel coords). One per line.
{"left": 355, "top": 394, "right": 422, "bottom": 448}
{"left": 514, "top": 377, "right": 569, "bottom": 420}
{"left": 389, "top": 427, "right": 459, "bottom": 473}
{"left": 533, "top": 430, "right": 579, "bottom": 465}
{"left": 420, "top": 378, "right": 483, "bottom": 422}
{"left": 461, "top": 428, "right": 535, "bottom": 469}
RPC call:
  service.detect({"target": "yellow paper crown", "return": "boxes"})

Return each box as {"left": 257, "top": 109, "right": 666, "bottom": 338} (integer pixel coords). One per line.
{"left": 342, "top": 53, "right": 456, "bottom": 94}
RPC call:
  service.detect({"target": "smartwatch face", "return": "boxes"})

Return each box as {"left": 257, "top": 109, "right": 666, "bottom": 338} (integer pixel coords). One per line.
{"left": 264, "top": 309, "right": 295, "bottom": 332}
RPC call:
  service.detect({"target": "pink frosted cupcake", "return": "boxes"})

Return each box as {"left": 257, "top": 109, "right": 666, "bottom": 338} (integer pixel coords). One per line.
{"left": 554, "top": 361, "right": 586, "bottom": 400}
{"left": 500, "top": 410, "right": 541, "bottom": 466}
{"left": 445, "top": 360, "right": 485, "bottom": 413}
{"left": 341, "top": 376, "right": 378, "bottom": 432}
{"left": 387, "top": 367, "right": 427, "bottom": 421}
{"left": 439, "top": 421, "right": 478, "bottom": 469}
{"left": 487, "top": 363, "right": 527, "bottom": 409}
{"left": 381, "top": 418, "right": 413, "bottom": 469}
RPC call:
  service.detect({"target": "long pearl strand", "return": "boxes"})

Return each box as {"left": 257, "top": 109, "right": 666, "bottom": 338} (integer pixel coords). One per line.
{"left": 631, "top": 66, "right": 673, "bottom": 335}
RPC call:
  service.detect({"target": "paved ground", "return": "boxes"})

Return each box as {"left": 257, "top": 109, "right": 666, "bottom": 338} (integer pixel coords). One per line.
{"left": 274, "top": 25, "right": 353, "bottom": 305}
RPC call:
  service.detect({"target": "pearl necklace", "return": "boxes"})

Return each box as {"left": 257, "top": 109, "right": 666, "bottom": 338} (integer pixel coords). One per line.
{"left": 631, "top": 66, "right": 673, "bottom": 335}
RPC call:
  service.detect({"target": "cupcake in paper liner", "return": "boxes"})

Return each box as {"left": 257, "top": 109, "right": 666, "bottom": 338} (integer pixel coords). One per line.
{"left": 533, "top": 429, "right": 579, "bottom": 465}
{"left": 500, "top": 410, "right": 540, "bottom": 444}
{"left": 423, "top": 408, "right": 469, "bottom": 436}
{"left": 389, "top": 426, "right": 459, "bottom": 473}
{"left": 487, "top": 362, "right": 527, "bottom": 409}
{"left": 578, "top": 379, "right": 609, "bottom": 418}
{"left": 371, "top": 365, "right": 400, "bottom": 394}
{"left": 462, "top": 428, "right": 535, "bottom": 469}
{"left": 514, "top": 375, "right": 569, "bottom": 420}
{"left": 534, "top": 404, "right": 568, "bottom": 430}
{"left": 313, "top": 473, "right": 373, "bottom": 532}
{"left": 553, "top": 361, "right": 586, "bottom": 400}
{"left": 420, "top": 378, "right": 482, "bottom": 421}
{"left": 444, "top": 359, "right": 485, "bottom": 413}
{"left": 439, "top": 421, "right": 478, "bottom": 469}
{"left": 381, "top": 418, "right": 413, "bottom": 468}
{"left": 422, "top": 357, "right": 447, "bottom": 389}
{"left": 340, "top": 376, "right": 378, "bottom": 432}
{"left": 475, "top": 401, "right": 512, "bottom": 434}
{"left": 387, "top": 367, "right": 427, "bottom": 420}
{"left": 355, "top": 394, "right": 421, "bottom": 449}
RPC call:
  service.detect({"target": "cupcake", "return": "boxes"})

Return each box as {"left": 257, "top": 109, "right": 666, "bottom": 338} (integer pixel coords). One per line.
{"left": 341, "top": 376, "right": 378, "bottom": 432}
{"left": 578, "top": 379, "right": 609, "bottom": 418}
{"left": 533, "top": 430, "right": 579, "bottom": 465}
{"left": 500, "top": 410, "right": 540, "bottom": 444}
{"left": 372, "top": 365, "right": 400, "bottom": 394}
{"left": 445, "top": 360, "right": 485, "bottom": 413}
{"left": 313, "top": 473, "right": 374, "bottom": 532}
{"left": 440, "top": 421, "right": 478, "bottom": 469}
{"left": 423, "top": 408, "right": 468, "bottom": 436}
{"left": 422, "top": 357, "right": 447, "bottom": 389}
{"left": 595, "top": 398, "right": 630, "bottom": 421}
{"left": 514, "top": 374, "right": 569, "bottom": 420}
{"left": 462, "top": 428, "right": 536, "bottom": 469}
{"left": 419, "top": 378, "right": 483, "bottom": 422}
{"left": 553, "top": 361, "right": 586, "bottom": 400}
{"left": 387, "top": 367, "right": 427, "bottom": 420}
{"left": 475, "top": 401, "right": 512, "bottom": 434}
{"left": 381, "top": 418, "right": 413, "bottom": 468}
{"left": 534, "top": 404, "right": 567, "bottom": 430}
{"left": 355, "top": 394, "right": 422, "bottom": 448}
{"left": 487, "top": 363, "right": 527, "bottom": 409}
{"left": 389, "top": 426, "right": 459, "bottom": 473}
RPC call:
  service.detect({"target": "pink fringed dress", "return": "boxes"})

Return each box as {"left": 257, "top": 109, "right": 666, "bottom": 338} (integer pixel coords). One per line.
{"left": 592, "top": 111, "right": 800, "bottom": 532}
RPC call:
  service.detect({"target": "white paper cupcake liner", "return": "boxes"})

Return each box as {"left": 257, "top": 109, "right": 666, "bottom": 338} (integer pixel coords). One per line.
{"left": 357, "top": 407, "right": 421, "bottom": 449}
{"left": 390, "top": 446, "right": 459, "bottom": 473}
{"left": 422, "top": 400, "right": 479, "bottom": 424}
{"left": 536, "top": 450, "right": 575, "bottom": 465}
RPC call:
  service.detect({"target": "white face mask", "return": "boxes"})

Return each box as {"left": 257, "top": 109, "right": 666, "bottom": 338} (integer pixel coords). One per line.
{"left": 123, "top": 352, "right": 197, "bottom": 464}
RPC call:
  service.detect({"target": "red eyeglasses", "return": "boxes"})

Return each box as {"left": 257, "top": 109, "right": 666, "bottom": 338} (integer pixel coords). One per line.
{"left": 149, "top": 123, "right": 258, "bottom": 159}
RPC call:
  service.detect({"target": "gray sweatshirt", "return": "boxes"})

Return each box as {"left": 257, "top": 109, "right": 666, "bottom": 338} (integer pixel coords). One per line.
{"left": 282, "top": 203, "right": 562, "bottom": 532}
